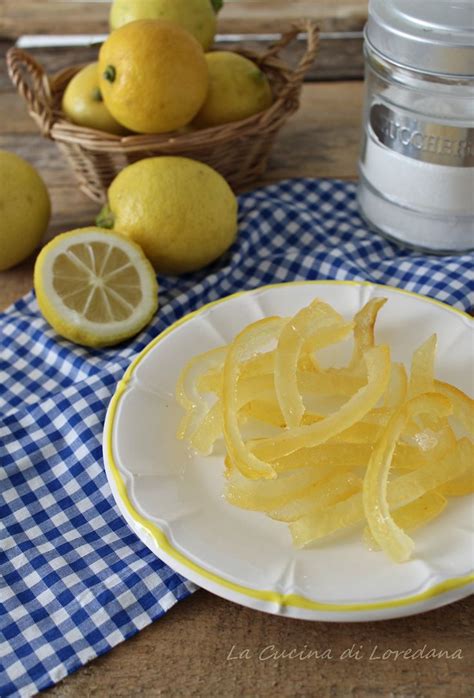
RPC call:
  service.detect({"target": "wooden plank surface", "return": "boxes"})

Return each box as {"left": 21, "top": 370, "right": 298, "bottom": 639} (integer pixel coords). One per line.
{"left": 6, "top": 37, "right": 364, "bottom": 84}
{"left": 46, "top": 593, "right": 474, "bottom": 698}
{"left": 1, "top": 26, "right": 473, "bottom": 698}
{"left": 0, "top": 0, "right": 368, "bottom": 38}
{"left": 0, "top": 0, "right": 367, "bottom": 82}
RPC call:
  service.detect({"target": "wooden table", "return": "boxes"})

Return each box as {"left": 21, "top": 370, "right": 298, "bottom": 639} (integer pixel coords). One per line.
{"left": 1, "top": 3, "right": 473, "bottom": 697}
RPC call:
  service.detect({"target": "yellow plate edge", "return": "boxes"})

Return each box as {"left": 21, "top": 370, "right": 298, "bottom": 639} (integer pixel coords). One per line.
{"left": 104, "top": 280, "right": 474, "bottom": 613}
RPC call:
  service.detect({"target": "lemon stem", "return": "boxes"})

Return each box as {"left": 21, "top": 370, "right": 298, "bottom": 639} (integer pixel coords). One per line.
{"left": 251, "top": 69, "right": 264, "bottom": 81}
{"left": 103, "top": 65, "right": 116, "bottom": 83}
{"left": 92, "top": 87, "right": 103, "bottom": 102}
{"left": 96, "top": 204, "right": 115, "bottom": 229}
{"left": 211, "top": 0, "right": 223, "bottom": 13}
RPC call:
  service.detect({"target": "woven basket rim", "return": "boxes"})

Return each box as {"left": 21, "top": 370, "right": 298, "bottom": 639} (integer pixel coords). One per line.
{"left": 48, "top": 52, "right": 299, "bottom": 146}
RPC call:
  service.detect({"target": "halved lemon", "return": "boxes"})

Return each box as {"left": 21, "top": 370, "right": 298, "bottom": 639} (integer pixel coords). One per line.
{"left": 34, "top": 227, "right": 158, "bottom": 347}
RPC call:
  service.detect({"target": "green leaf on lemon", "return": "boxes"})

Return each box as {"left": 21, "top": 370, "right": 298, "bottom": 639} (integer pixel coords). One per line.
{"left": 96, "top": 204, "right": 115, "bottom": 229}
{"left": 211, "top": 0, "right": 223, "bottom": 13}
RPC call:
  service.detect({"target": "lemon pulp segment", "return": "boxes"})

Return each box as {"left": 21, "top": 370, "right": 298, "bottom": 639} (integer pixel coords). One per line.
{"left": 52, "top": 242, "right": 142, "bottom": 321}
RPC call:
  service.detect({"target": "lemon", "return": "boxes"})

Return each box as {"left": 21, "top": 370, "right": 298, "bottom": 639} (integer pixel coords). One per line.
{"left": 98, "top": 156, "right": 238, "bottom": 274}
{"left": 62, "top": 63, "right": 127, "bottom": 135}
{"left": 0, "top": 150, "right": 51, "bottom": 271}
{"left": 99, "top": 19, "right": 208, "bottom": 134}
{"left": 109, "top": 0, "right": 221, "bottom": 50}
{"left": 193, "top": 52, "right": 273, "bottom": 128}
{"left": 34, "top": 228, "right": 158, "bottom": 347}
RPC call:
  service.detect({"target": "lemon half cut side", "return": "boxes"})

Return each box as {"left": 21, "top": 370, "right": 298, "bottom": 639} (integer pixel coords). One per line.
{"left": 34, "top": 227, "right": 159, "bottom": 347}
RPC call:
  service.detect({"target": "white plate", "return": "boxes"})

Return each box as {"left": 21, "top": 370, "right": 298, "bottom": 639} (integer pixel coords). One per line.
{"left": 103, "top": 281, "right": 474, "bottom": 621}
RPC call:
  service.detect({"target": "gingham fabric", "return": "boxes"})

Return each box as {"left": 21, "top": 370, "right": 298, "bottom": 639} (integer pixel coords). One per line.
{"left": 1, "top": 179, "right": 473, "bottom": 698}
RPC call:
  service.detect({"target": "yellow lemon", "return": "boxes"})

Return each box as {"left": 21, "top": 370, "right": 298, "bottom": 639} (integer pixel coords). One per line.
{"left": 0, "top": 150, "right": 51, "bottom": 271}
{"left": 109, "top": 0, "right": 221, "bottom": 50}
{"left": 34, "top": 228, "right": 158, "bottom": 347}
{"left": 62, "top": 62, "right": 127, "bottom": 135}
{"left": 193, "top": 51, "right": 273, "bottom": 128}
{"left": 99, "top": 19, "right": 208, "bottom": 133}
{"left": 98, "top": 157, "right": 238, "bottom": 274}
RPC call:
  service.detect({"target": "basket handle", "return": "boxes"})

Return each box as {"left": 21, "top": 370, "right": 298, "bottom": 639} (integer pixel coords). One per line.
{"left": 6, "top": 47, "right": 54, "bottom": 137}
{"left": 262, "top": 19, "right": 319, "bottom": 103}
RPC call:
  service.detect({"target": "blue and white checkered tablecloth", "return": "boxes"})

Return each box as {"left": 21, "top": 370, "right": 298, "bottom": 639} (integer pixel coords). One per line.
{"left": 1, "top": 179, "right": 473, "bottom": 697}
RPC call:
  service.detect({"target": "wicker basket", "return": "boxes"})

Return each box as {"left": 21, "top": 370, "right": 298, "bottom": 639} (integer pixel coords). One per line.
{"left": 7, "top": 21, "right": 318, "bottom": 203}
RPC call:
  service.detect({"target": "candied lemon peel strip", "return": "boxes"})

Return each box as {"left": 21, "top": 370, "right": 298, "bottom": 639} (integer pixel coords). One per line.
{"left": 274, "top": 299, "right": 350, "bottom": 427}
{"left": 175, "top": 346, "right": 227, "bottom": 440}
{"left": 384, "top": 362, "right": 408, "bottom": 408}
{"left": 434, "top": 380, "right": 474, "bottom": 437}
{"left": 252, "top": 344, "right": 391, "bottom": 462}
{"left": 351, "top": 297, "right": 387, "bottom": 366}
{"left": 362, "top": 392, "right": 452, "bottom": 563}
{"left": 363, "top": 490, "right": 447, "bottom": 551}
{"left": 408, "top": 334, "right": 437, "bottom": 398}
{"left": 269, "top": 471, "right": 363, "bottom": 523}
{"left": 223, "top": 316, "right": 285, "bottom": 480}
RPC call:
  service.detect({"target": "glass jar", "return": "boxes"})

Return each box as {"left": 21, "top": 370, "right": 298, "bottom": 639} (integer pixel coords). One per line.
{"left": 357, "top": 0, "right": 474, "bottom": 253}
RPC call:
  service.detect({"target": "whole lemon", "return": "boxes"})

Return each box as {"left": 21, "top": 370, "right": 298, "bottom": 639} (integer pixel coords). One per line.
{"left": 193, "top": 52, "right": 273, "bottom": 128}
{"left": 99, "top": 19, "right": 208, "bottom": 134}
{"left": 109, "top": 0, "right": 221, "bottom": 50}
{"left": 98, "top": 157, "right": 238, "bottom": 274}
{"left": 0, "top": 150, "right": 51, "bottom": 271}
{"left": 62, "top": 62, "right": 127, "bottom": 135}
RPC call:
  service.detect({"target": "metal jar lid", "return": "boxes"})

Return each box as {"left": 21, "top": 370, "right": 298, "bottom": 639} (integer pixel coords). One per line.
{"left": 366, "top": 0, "right": 474, "bottom": 77}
